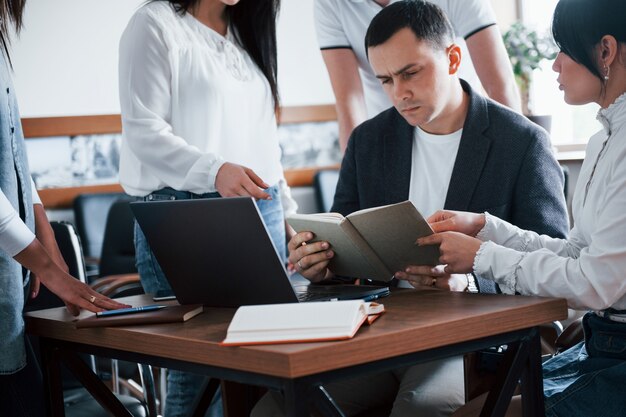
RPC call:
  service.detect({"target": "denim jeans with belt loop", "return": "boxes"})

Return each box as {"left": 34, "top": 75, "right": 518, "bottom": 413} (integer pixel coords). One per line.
{"left": 134, "top": 184, "right": 286, "bottom": 417}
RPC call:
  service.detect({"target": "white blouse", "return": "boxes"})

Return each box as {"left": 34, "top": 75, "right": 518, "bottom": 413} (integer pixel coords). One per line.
{"left": 474, "top": 93, "right": 626, "bottom": 311}
{"left": 118, "top": 2, "right": 296, "bottom": 214}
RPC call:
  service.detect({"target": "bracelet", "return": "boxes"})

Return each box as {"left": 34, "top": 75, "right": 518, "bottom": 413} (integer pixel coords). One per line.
{"left": 465, "top": 273, "right": 479, "bottom": 293}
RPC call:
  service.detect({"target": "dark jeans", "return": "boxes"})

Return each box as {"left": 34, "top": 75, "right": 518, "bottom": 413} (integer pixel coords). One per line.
{"left": 0, "top": 336, "right": 45, "bottom": 417}
{"left": 543, "top": 313, "right": 626, "bottom": 417}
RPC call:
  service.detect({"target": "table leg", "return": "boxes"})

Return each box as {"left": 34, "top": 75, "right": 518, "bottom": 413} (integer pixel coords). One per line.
{"left": 60, "top": 350, "right": 134, "bottom": 417}
{"left": 520, "top": 327, "right": 545, "bottom": 417}
{"left": 283, "top": 379, "right": 310, "bottom": 417}
{"left": 40, "top": 338, "right": 65, "bottom": 417}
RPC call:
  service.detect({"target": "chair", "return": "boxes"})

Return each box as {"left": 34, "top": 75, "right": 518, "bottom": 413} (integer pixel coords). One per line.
{"left": 26, "top": 221, "right": 155, "bottom": 417}
{"left": 313, "top": 168, "right": 340, "bottom": 212}
{"left": 99, "top": 199, "right": 138, "bottom": 277}
{"left": 25, "top": 221, "right": 88, "bottom": 312}
{"left": 73, "top": 192, "right": 135, "bottom": 279}
{"left": 561, "top": 164, "right": 570, "bottom": 202}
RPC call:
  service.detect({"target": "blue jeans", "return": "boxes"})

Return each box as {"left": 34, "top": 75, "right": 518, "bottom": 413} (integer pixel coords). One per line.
{"left": 134, "top": 185, "right": 286, "bottom": 417}
{"left": 543, "top": 313, "right": 626, "bottom": 417}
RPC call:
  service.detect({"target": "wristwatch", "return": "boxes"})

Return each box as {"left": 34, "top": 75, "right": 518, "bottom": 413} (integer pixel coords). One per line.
{"left": 465, "top": 273, "right": 479, "bottom": 293}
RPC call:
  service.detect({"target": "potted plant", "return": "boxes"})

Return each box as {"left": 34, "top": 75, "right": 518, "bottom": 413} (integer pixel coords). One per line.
{"left": 503, "top": 22, "right": 558, "bottom": 130}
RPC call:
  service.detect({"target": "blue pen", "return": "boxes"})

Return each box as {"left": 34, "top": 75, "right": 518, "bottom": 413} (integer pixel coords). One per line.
{"left": 96, "top": 305, "right": 167, "bottom": 318}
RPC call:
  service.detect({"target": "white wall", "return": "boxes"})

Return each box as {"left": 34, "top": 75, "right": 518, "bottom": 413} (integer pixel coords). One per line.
{"left": 490, "top": 0, "right": 518, "bottom": 30}
{"left": 10, "top": 0, "right": 333, "bottom": 118}
{"left": 11, "top": 0, "right": 144, "bottom": 117}
{"left": 11, "top": 0, "right": 516, "bottom": 118}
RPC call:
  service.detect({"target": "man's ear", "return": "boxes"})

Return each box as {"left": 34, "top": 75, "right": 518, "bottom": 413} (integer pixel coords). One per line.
{"left": 447, "top": 44, "right": 462, "bottom": 75}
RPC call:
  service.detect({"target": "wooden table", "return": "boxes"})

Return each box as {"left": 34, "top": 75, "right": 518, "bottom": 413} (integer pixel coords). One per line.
{"left": 25, "top": 290, "right": 567, "bottom": 417}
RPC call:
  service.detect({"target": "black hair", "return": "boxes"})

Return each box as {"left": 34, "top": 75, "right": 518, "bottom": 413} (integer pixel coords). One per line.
{"left": 156, "top": 0, "right": 281, "bottom": 110}
{"left": 552, "top": 0, "right": 626, "bottom": 82}
{"left": 364, "top": 0, "right": 454, "bottom": 58}
{"left": 0, "top": 0, "right": 26, "bottom": 65}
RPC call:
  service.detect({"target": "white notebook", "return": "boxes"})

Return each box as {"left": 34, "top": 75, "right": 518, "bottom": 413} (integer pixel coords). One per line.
{"left": 220, "top": 300, "right": 385, "bottom": 346}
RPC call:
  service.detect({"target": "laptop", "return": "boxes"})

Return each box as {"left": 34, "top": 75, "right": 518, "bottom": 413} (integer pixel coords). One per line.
{"left": 130, "top": 197, "right": 389, "bottom": 307}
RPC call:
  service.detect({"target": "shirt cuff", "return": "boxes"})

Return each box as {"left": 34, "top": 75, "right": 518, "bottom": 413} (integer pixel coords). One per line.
{"left": 206, "top": 157, "right": 226, "bottom": 193}
{"left": 475, "top": 212, "right": 496, "bottom": 241}
{"left": 0, "top": 213, "right": 36, "bottom": 257}
{"left": 473, "top": 241, "right": 523, "bottom": 295}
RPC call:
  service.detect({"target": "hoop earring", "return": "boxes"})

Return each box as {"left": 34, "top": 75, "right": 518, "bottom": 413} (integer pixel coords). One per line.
{"left": 604, "top": 65, "right": 610, "bottom": 81}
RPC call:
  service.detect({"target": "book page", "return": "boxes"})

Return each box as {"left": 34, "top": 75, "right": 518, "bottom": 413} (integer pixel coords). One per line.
{"left": 347, "top": 201, "right": 440, "bottom": 273}
{"left": 287, "top": 212, "right": 344, "bottom": 223}
{"left": 287, "top": 216, "right": 391, "bottom": 281}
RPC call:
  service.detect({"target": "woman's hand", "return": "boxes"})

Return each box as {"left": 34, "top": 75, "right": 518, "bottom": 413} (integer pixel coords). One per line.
{"left": 287, "top": 231, "right": 334, "bottom": 283}
{"left": 417, "top": 232, "right": 482, "bottom": 274}
{"left": 40, "top": 267, "right": 131, "bottom": 316}
{"left": 427, "top": 210, "right": 486, "bottom": 237}
{"left": 215, "top": 162, "right": 271, "bottom": 200}
{"left": 14, "top": 239, "right": 130, "bottom": 316}
{"left": 395, "top": 265, "right": 469, "bottom": 291}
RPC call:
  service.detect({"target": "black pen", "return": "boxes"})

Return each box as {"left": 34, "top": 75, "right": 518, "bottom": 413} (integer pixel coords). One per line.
{"left": 96, "top": 305, "right": 167, "bottom": 318}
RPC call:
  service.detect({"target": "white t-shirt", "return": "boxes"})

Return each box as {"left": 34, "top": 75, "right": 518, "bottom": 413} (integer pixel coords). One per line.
{"left": 314, "top": 0, "right": 496, "bottom": 117}
{"left": 118, "top": 2, "right": 296, "bottom": 214}
{"left": 399, "top": 126, "right": 461, "bottom": 288}
{"left": 408, "top": 126, "right": 462, "bottom": 220}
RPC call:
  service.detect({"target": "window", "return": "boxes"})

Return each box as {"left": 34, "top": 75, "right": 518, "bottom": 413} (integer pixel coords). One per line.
{"left": 521, "top": 0, "right": 600, "bottom": 147}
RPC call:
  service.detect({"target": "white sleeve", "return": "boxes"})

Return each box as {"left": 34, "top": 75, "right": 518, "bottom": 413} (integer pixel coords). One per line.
{"left": 30, "top": 177, "right": 41, "bottom": 206}
{"left": 0, "top": 190, "right": 36, "bottom": 257}
{"left": 278, "top": 179, "right": 298, "bottom": 217}
{"left": 474, "top": 163, "right": 626, "bottom": 310}
{"left": 119, "top": 10, "right": 224, "bottom": 193}
{"left": 445, "top": 0, "right": 497, "bottom": 39}
{"left": 314, "top": 0, "right": 351, "bottom": 49}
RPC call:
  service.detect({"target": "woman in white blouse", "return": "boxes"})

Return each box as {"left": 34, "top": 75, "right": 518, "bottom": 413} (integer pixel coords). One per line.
{"left": 407, "top": 0, "right": 626, "bottom": 415}
{"left": 118, "top": 0, "right": 294, "bottom": 415}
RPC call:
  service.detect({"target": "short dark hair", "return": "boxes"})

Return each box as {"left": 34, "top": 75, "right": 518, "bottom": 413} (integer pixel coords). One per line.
{"left": 154, "top": 0, "right": 281, "bottom": 110}
{"left": 552, "top": 0, "right": 626, "bottom": 82}
{"left": 364, "top": 0, "right": 455, "bottom": 58}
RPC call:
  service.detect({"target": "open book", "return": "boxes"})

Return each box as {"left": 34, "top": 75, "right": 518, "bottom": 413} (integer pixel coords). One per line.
{"left": 75, "top": 304, "right": 203, "bottom": 329}
{"left": 287, "top": 201, "right": 439, "bottom": 282}
{"left": 220, "top": 300, "right": 384, "bottom": 346}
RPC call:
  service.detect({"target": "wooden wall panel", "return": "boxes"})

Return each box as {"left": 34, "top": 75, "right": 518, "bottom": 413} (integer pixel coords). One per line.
{"left": 22, "top": 105, "right": 338, "bottom": 208}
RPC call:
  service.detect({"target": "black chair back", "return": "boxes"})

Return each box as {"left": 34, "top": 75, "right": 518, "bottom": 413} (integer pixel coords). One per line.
{"left": 99, "top": 200, "right": 137, "bottom": 277}
{"left": 25, "top": 221, "right": 86, "bottom": 312}
{"left": 73, "top": 193, "right": 133, "bottom": 259}
{"left": 313, "top": 169, "right": 340, "bottom": 213}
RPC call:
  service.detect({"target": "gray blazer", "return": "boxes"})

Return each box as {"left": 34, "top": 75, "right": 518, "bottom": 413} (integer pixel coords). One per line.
{"left": 332, "top": 81, "right": 569, "bottom": 291}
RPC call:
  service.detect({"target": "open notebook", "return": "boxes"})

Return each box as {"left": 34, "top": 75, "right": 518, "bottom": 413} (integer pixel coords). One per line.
{"left": 131, "top": 197, "right": 389, "bottom": 308}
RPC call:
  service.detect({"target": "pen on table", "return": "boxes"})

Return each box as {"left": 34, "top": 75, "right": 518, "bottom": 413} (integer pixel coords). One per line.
{"left": 96, "top": 304, "right": 167, "bottom": 318}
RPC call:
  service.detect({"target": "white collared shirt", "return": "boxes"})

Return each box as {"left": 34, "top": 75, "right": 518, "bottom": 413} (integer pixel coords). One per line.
{"left": 314, "top": 0, "right": 496, "bottom": 117}
{"left": 474, "top": 94, "right": 626, "bottom": 311}
{"left": 118, "top": 2, "right": 296, "bottom": 214}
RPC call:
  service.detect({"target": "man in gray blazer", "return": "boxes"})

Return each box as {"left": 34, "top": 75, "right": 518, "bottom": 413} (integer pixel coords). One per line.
{"left": 256, "top": 1, "right": 569, "bottom": 416}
